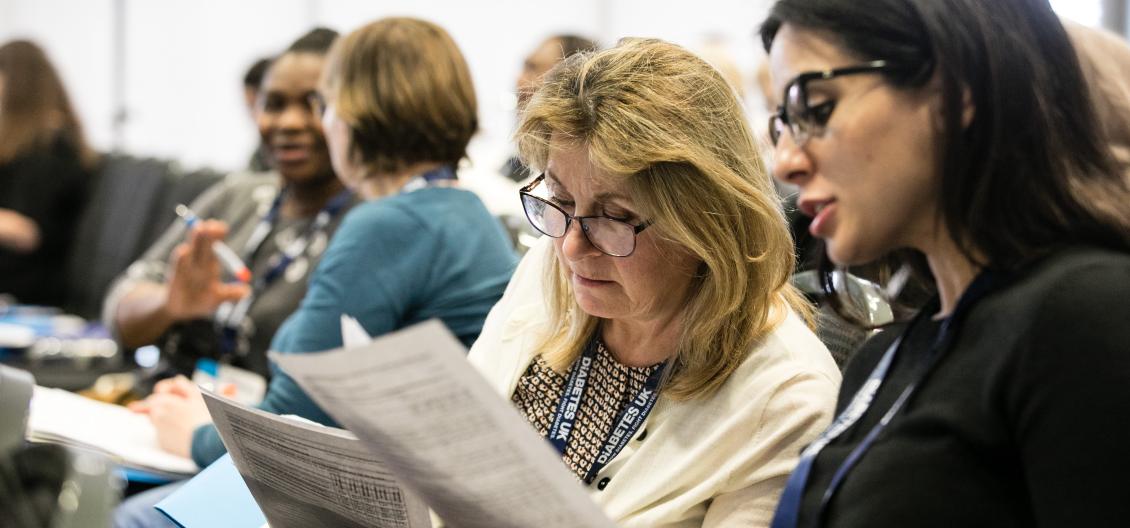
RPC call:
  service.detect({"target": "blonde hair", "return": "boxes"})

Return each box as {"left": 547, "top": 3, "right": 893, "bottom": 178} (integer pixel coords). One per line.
{"left": 322, "top": 17, "right": 477, "bottom": 173}
{"left": 517, "top": 38, "right": 812, "bottom": 400}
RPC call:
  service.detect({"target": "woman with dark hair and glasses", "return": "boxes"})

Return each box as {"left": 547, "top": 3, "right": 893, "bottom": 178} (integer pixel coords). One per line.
{"left": 761, "top": 0, "right": 1130, "bottom": 526}
{"left": 468, "top": 38, "right": 840, "bottom": 526}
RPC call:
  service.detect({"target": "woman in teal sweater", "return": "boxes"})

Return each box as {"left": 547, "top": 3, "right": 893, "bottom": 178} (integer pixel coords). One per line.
{"left": 189, "top": 173, "right": 516, "bottom": 464}
{"left": 137, "top": 17, "right": 516, "bottom": 469}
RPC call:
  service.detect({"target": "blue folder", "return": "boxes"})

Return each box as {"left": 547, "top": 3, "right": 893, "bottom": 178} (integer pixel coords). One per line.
{"left": 155, "top": 453, "right": 266, "bottom": 528}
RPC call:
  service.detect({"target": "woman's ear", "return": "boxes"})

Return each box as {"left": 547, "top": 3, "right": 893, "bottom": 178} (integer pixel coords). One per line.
{"left": 960, "top": 86, "right": 975, "bottom": 128}
{"left": 928, "top": 75, "right": 975, "bottom": 132}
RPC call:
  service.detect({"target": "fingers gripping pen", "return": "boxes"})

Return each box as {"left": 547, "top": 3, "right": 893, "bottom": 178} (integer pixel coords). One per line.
{"left": 175, "top": 204, "right": 253, "bottom": 284}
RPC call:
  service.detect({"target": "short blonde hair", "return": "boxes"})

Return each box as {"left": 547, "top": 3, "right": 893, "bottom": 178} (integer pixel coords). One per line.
{"left": 517, "top": 38, "right": 811, "bottom": 400}
{"left": 322, "top": 17, "right": 477, "bottom": 173}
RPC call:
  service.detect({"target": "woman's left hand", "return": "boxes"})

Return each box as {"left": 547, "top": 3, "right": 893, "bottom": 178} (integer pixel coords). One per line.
{"left": 128, "top": 375, "right": 213, "bottom": 458}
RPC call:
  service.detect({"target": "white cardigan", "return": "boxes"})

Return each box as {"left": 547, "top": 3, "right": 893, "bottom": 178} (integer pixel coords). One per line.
{"left": 467, "top": 239, "right": 841, "bottom": 528}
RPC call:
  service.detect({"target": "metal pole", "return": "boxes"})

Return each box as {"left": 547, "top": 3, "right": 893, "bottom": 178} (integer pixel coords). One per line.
{"left": 111, "top": 0, "right": 128, "bottom": 152}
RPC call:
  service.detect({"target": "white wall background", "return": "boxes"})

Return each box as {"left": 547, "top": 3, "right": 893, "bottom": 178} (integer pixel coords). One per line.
{"left": 0, "top": 0, "right": 1113, "bottom": 173}
{"left": 0, "top": 0, "right": 779, "bottom": 173}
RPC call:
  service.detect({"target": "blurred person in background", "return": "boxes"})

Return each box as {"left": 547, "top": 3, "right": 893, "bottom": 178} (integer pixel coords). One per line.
{"left": 177, "top": 14, "right": 517, "bottom": 467}
{"left": 0, "top": 39, "right": 96, "bottom": 307}
{"left": 502, "top": 33, "right": 598, "bottom": 182}
{"left": 104, "top": 28, "right": 354, "bottom": 385}
{"left": 242, "top": 56, "right": 273, "bottom": 172}
{"left": 114, "top": 17, "right": 516, "bottom": 528}
{"left": 1064, "top": 20, "right": 1130, "bottom": 180}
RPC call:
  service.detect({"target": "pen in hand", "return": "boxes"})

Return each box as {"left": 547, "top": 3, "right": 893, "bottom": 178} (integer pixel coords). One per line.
{"left": 175, "top": 204, "right": 252, "bottom": 284}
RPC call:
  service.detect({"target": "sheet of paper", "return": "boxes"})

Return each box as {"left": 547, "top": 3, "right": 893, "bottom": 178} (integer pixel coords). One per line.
{"left": 340, "top": 314, "right": 372, "bottom": 348}
{"left": 155, "top": 453, "right": 267, "bottom": 528}
{"left": 203, "top": 391, "right": 432, "bottom": 528}
{"left": 272, "top": 319, "right": 615, "bottom": 528}
{"left": 26, "top": 386, "right": 197, "bottom": 476}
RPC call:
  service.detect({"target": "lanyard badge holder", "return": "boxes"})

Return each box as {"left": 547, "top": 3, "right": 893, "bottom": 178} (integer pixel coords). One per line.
{"left": 546, "top": 337, "right": 666, "bottom": 485}
{"left": 205, "top": 188, "right": 353, "bottom": 406}
{"left": 214, "top": 164, "right": 454, "bottom": 357}
{"left": 209, "top": 166, "right": 452, "bottom": 394}
{"left": 770, "top": 271, "right": 1003, "bottom": 528}
{"left": 216, "top": 187, "right": 354, "bottom": 358}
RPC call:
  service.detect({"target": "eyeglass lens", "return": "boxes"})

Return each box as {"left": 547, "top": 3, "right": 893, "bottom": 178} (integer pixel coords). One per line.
{"left": 520, "top": 194, "right": 638, "bottom": 257}
{"left": 768, "top": 82, "right": 810, "bottom": 146}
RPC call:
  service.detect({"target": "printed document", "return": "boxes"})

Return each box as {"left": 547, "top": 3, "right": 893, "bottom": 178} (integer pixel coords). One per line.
{"left": 203, "top": 391, "right": 432, "bottom": 528}
{"left": 271, "top": 319, "right": 615, "bottom": 528}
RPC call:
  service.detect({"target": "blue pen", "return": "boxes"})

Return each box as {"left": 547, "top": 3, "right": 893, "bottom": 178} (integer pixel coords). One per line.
{"left": 175, "top": 204, "right": 252, "bottom": 283}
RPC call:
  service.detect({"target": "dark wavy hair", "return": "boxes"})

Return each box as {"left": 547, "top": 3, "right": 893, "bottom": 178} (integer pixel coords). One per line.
{"left": 761, "top": 0, "right": 1130, "bottom": 324}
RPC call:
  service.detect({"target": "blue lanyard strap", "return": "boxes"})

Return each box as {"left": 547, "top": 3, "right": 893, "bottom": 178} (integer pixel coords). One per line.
{"left": 217, "top": 166, "right": 455, "bottom": 353}
{"left": 770, "top": 335, "right": 901, "bottom": 528}
{"left": 244, "top": 165, "right": 452, "bottom": 291}
{"left": 546, "top": 336, "right": 666, "bottom": 485}
{"left": 252, "top": 188, "right": 353, "bottom": 291}
{"left": 403, "top": 164, "right": 457, "bottom": 192}
{"left": 216, "top": 187, "right": 353, "bottom": 355}
{"left": 771, "top": 270, "right": 1002, "bottom": 528}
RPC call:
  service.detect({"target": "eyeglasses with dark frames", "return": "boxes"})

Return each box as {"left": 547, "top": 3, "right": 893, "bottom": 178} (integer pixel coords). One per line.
{"left": 519, "top": 174, "right": 651, "bottom": 257}
{"left": 768, "top": 60, "right": 897, "bottom": 147}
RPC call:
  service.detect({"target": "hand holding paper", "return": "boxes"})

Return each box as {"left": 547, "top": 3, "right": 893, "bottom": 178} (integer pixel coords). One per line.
{"left": 200, "top": 391, "right": 431, "bottom": 528}
{"left": 129, "top": 375, "right": 213, "bottom": 458}
{"left": 271, "top": 319, "right": 615, "bottom": 528}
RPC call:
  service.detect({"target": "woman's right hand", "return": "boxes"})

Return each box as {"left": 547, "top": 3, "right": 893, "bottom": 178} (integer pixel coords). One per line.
{"left": 129, "top": 375, "right": 214, "bottom": 458}
{"left": 163, "top": 220, "right": 250, "bottom": 320}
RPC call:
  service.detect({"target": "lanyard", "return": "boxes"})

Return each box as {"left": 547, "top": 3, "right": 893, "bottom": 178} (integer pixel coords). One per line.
{"left": 247, "top": 163, "right": 454, "bottom": 277}
{"left": 245, "top": 187, "right": 354, "bottom": 291}
{"left": 771, "top": 270, "right": 1002, "bottom": 528}
{"left": 215, "top": 186, "right": 353, "bottom": 356}
{"left": 216, "top": 165, "right": 457, "bottom": 356}
{"left": 398, "top": 164, "right": 458, "bottom": 194}
{"left": 243, "top": 162, "right": 454, "bottom": 288}
{"left": 546, "top": 336, "right": 666, "bottom": 485}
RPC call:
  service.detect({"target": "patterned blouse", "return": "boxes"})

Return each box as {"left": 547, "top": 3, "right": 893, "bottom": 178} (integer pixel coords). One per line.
{"left": 511, "top": 339, "right": 663, "bottom": 481}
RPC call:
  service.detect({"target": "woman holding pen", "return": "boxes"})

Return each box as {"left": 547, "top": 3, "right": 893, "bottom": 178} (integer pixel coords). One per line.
{"left": 103, "top": 28, "right": 356, "bottom": 383}
{"left": 114, "top": 17, "right": 516, "bottom": 528}
{"left": 179, "top": 16, "right": 516, "bottom": 466}
{"left": 120, "top": 12, "right": 513, "bottom": 479}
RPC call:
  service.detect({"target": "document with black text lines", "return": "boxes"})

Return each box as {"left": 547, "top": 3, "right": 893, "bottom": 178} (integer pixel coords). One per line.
{"left": 203, "top": 392, "right": 431, "bottom": 528}
{"left": 272, "top": 319, "right": 615, "bottom": 528}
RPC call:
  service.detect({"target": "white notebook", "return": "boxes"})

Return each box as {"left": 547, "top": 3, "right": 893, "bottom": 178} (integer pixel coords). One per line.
{"left": 27, "top": 386, "right": 197, "bottom": 477}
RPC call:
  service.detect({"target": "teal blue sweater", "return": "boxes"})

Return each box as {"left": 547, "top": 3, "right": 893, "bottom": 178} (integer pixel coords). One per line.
{"left": 191, "top": 187, "right": 517, "bottom": 466}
